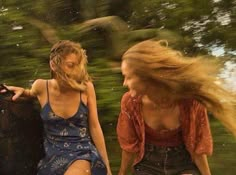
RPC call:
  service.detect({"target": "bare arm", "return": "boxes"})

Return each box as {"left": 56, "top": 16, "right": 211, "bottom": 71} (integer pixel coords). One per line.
{"left": 193, "top": 154, "right": 211, "bottom": 175}
{"left": 118, "top": 150, "right": 135, "bottom": 175}
{"left": 117, "top": 92, "right": 140, "bottom": 175}
{"left": 86, "top": 82, "right": 112, "bottom": 175}
{"left": 1, "top": 79, "right": 43, "bottom": 101}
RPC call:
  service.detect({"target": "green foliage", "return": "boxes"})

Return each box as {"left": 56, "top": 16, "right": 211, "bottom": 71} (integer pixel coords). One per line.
{"left": 0, "top": 1, "right": 236, "bottom": 173}
{"left": 88, "top": 59, "right": 125, "bottom": 123}
{"left": 0, "top": 6, "right": 50, "bottom": 86}
{"left": 122, "top": 0, "right": 236, "bottom": 54}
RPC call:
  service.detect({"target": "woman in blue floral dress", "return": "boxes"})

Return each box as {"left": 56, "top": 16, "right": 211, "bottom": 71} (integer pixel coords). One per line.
{"left": 2, "top": 40, "right": 112, "bottom": 175}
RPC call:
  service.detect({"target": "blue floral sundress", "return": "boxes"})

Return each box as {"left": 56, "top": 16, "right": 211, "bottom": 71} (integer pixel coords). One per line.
{"left": 37, "top": 83, "right": 107, "bottom": 175}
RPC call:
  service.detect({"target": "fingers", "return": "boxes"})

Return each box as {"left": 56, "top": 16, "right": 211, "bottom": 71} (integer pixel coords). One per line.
{"left": 0, "top": 89, "right": 7, "bottom": 93}
{"left": 1, "top": 85, "right": 13, "bottom": 92}
{"left": 12, "top": 93, "right": 21, "bottom": 101}
{"left": 0, "top": 84, "right": 8, "bottom": 91}
{"left": 0, "top": 85, "right": 22, "bottom": 101}
{"left": 2, "top": 85, "right": 16, "bottom": 95}
{"left": 5, "top": 85, "right": 14, "bottom": 91}
{"left": 0, "top": 84, "right": 12, "bottom": 93}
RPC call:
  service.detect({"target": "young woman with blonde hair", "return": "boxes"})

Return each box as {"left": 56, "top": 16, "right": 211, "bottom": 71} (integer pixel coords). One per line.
{"left": 117, "top": 39, "right": 236, "bottom": 175}
{"left": 1, "top": 40, "right": 112, "bottom": 175}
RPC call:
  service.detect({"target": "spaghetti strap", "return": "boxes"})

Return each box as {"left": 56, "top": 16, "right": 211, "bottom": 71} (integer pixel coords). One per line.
{"left": 39, "top": 82, "right": 106, "bottom": 175}
{"left": 80, "top": 91, "right": 83, "bottom": 104}
{"left": 79, "top": 91, "right": 86, "bottom": 106}
{"left": 46, "top": 80, "right": 49, "bottom": 102}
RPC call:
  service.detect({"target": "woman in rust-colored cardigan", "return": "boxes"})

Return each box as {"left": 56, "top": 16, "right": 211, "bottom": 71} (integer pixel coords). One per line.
{"left": 117, "top": 40, "right": 236, "bottom": 175}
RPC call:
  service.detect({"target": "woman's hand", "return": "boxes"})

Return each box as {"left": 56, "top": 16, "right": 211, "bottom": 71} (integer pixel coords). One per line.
{"left": 193, "top": 154, "right": 211, "bottom": 175}
{"left": 0, "top": 85, "right": 24, "bottom": 101}
{"left": 118, "top": 171, "right": 126, "bottom": 175}
{"left": 106, "top": 168, "right": 112, "bottom": 175}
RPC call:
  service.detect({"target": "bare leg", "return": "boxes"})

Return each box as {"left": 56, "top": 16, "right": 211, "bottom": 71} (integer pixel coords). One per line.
{"left": 178, "top": 169, "right": 201, "bottom": 175}
{"left": 64, "top": 160, "right": 91, "bottom": 175}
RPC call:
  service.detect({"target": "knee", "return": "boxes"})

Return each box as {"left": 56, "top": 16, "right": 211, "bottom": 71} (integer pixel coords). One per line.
{"left": 64, "top": 168, "right": 91, "bottom": 175}
{"left": 64, "top": 160, "right": 91, "bottom": 175}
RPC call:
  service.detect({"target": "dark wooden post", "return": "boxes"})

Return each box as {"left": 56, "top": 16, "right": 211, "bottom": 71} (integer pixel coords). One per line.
{"left": 0, "top": 92, "right": 44, "bottom": 175}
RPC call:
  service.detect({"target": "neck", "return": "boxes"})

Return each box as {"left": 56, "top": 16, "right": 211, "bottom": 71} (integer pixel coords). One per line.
{"left": 143, "top": 94, "right": 176, "bottom": 109}
{"left": 53, "top": 79, "right": 75, "bottom": 93}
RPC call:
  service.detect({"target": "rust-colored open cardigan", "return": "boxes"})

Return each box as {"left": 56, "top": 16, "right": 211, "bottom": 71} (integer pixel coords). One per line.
{"left": 117, "top": 92, "right": 213, "bottom": 166}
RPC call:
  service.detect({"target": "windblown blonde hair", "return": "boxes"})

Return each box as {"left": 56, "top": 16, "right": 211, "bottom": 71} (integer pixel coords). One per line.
{"left": 50, "top": 40, "right": 90, "bottom": 91}
{"left": 122, "top": 39, "right": 236, "bottom": 136}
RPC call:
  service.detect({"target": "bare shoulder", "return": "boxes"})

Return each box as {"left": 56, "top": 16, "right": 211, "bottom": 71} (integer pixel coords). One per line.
{"left": 86, "top": 81, "right": 94, "bottom": 89}
{"left": 31, "top": 79, "right": 47, "bottom": 96}
{"left": 86, "top": 81, "right": 95, "bottom": 94}
{"left": 84, "top": 81, "right": 97, "bottom": 103}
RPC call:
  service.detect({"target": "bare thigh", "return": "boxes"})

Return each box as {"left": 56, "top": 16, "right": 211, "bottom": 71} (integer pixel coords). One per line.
{"left": 64, "top": 160, "right": 91, "bottom": 175}
{"left": 178, "top": 169, "right": 201, "bottom": 175}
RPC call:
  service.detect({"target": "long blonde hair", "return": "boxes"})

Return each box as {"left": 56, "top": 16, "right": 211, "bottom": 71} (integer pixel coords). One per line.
{"left": 50, "top": 40, "right": 90, "bottom": 91}
{"left": 122, "top": 39, "right": 236, "bottom": 136}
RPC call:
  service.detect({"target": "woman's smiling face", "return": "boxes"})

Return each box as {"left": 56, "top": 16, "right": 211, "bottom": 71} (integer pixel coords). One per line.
{"left": 121, "top": 60, "right": 147, "bottom": 97}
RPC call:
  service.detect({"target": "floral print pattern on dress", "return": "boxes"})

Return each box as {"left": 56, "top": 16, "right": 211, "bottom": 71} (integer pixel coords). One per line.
{"left": 51, "top": 157, "right": 69, "bottom": 171}
{"left": 38, "top": 101, "right": 107, "bottom": 175}
{"left": 79, "top": 127, "right": 87, "bottom": 137}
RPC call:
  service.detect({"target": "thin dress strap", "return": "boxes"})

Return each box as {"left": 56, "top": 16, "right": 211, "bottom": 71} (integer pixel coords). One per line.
{"left": 80, "top": 91, "right": 82, "bottom": 104}
{"left": 46, "top": 80, "right": 49, "bottom": 102}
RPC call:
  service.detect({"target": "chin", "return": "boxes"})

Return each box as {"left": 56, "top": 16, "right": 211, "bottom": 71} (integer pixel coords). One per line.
{"left": 129, "top": 90, "right": 137, "bottom": 97}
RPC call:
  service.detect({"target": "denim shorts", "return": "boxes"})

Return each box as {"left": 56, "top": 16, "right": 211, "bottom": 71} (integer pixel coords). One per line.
{"left": 133, "top": 144, "right": 201, "bottom": 175}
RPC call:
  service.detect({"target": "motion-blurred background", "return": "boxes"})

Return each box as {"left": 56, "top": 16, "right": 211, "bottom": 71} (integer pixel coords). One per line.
{"left": 0, "top": 0, "right": 235, "bottom": 174}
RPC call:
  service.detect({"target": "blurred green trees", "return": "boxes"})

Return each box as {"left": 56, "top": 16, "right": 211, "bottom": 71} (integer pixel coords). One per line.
{"left": 0, "top": 0, "right": 236, "bottom": 174}
{"left": 0, "top": 0, "right": 235, "bottom": 122}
